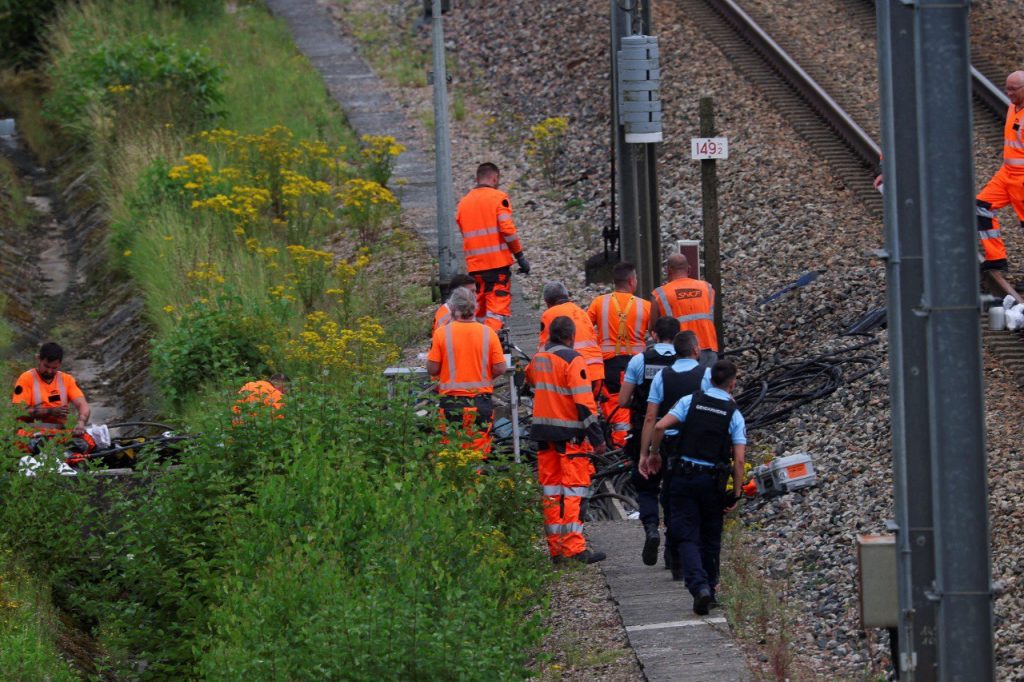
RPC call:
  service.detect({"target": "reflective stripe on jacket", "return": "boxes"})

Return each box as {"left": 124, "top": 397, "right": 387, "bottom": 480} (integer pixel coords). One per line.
{"left": 651, "top": 278, "right": 719, "bottom": 352}
{"left": 526, "top": 344, "right": 604, "bottom": 446}
{"left": 538, "top": 301, "right": 605, "bottom": 382}
{"left": 429, "top": 320, "right": 502, "bottom": 396}
{"left": 455, "top": 186, "right": 522, "bottom": 272}
{"left": 31, "top": 370, "right": 67, "bottom": 408}
{"left": 588, "top": 292, "right": 650, "bottom": 359}
{"left": 433, "top": 303, "right": 453, "bottom": 332}
{"left": 1004, "top": 104, "right": 1024, "bottom": 172}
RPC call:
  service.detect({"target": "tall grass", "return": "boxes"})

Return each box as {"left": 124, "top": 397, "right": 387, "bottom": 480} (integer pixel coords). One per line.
{"left": 0, "top": 553, "right": 77, "bottom": 681}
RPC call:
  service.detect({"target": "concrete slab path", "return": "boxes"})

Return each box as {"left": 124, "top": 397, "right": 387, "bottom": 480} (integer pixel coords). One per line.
{"left": 587, "top": 521, "right": 751, "bottom": 680}
{"left": 265, "top": 2, "right": 748, "bottom": 678}
{"left": 264, "top": 0, "right": 535, "bottom": 356}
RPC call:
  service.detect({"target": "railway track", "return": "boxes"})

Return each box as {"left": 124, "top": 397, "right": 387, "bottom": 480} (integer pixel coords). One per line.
{"left": 684, "top": 0, "right": 1024, "bottom": 384}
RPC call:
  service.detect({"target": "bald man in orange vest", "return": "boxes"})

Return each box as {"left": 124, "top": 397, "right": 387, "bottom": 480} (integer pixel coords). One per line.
{"left": 650, "top": 254, "right": 718, "bottom": 366}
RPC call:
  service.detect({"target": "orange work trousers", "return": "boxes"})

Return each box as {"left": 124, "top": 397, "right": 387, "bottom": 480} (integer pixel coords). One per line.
{"left": 472, "top": 267, "right": 512, "bottom": 332}
{"left": 537, "top": 442, "right": 595, "bottom": 558}
{"left": 438, "top": 395, "right": 493, "bottom": 455}
{"left": 976, "top": 166, "right": 1020, "bottom": 270}
{"left": 599, "top": 356, "right": 631, "bottom": 449}
{"left": 600, "top": 390, "right": 630, "bottom": 449}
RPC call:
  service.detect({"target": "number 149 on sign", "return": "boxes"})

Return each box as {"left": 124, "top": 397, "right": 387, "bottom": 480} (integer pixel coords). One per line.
{"left": 691, "top": 137, "right": 728, "bottom": 160}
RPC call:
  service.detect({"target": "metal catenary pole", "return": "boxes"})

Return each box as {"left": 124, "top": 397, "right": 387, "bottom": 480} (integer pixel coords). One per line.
{"left": 912, "top": 1, "right": 994, "bottom": 678}
{"left": 636, "top": 0, "right": 660, "bottom": 298}
{"left": 432, "top": 0, "right": 459, "bottom": 289}
{"left": 698, "top": 96, "right": 723, "bottom": 343}
{"left": 611, "top": 0, "right": 638, "bottom": 273}
{"left": 876, "top": 1, "right": 937, "bottom": 678}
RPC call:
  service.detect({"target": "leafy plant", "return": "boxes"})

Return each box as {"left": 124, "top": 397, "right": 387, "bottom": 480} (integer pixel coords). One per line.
{"left": 336, "top": 177, "right": 401, "bottom": 244}
{"left": 151, "top": 295, "right": 280, "bottom": 404}
{"left": 45, "top": 34, "right": 224, "bottom": 139}
{"left": 0, "top": 0, "right": 64, "bottom": 66}
{"left": 526, "top": 116, "right": 569, "bottom": 188}
{"left": 358, "top": 133, "right": 405, "bottom": 187}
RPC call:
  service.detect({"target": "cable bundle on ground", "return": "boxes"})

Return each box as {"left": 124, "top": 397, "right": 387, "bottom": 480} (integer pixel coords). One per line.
{"left": 732, "top": 337, "right": 881, "bottom": 430}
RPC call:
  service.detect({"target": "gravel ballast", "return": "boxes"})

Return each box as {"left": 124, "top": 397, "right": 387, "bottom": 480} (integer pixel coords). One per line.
{"left": 329, "top": 0, "right": 1024, "bottom": 677}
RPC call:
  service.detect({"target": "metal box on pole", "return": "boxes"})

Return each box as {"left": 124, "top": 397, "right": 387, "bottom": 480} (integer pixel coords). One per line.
{"left": 617, "top": 35, "right": 663, "bottom": 144}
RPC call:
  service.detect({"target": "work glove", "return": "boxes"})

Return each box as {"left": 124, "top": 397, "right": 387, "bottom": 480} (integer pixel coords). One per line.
{"left": 515, "top": 252, "right": 531, "bottom": 275}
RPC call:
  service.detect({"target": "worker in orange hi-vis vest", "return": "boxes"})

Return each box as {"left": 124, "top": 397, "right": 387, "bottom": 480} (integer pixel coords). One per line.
{"left": 874, "top": 71, "right": 1022, "bottom": 271}
{"left": 526, "top": 315, "right": 608, "bottom": 564}
{"left": 12, "top": 342, "right": 92, "bottom": 437}
{"left": 538, "top": 281, "right": 606, "bottom": 395}
{"left": 432, "top": 273, "right": 477, "bottom": 333}
{"left": 649, "top": 253, "right": 719, "bottom": 366}
{"left": 974, "top": 70, "right": 1024, "bottom": 271}
{"left": 455, "top": 162, "right": 531, "bottom": 331}
{"left": 232, "top": 373, "right": 288, "bottom": 425}
{"left": 587, "top": 262, "right": 650, "bottom": 448}
{"left": 426, "top": 286, "right": 507, "bottom": 454}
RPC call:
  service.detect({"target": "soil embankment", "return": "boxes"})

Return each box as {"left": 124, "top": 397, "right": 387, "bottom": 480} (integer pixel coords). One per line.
{"left": 0, "top": 119, "right": 154, "bottom": 424}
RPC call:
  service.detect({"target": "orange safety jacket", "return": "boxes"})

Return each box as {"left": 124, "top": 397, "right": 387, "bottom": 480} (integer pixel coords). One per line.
{"left": 1003, "top": 104, "right": 1024, "bottom": 174}
{"left": 526, "top": 344, "right": 604, "bottom": 447}
{"left": 651, "top": 278, "right": 719, "bottom": 352}
{"left": 455, "top": 186, "right": 523, "bottom": 273}
{"left": 232, "top": 380, "right": 285, "bottom": 424}
{"left": 11, "top": 369, "right": 82, "bottom": 426}
{"left": 538, "top": 301, "right": 605, "bottom": 382}
{"left": 427, "top": 320, "right": 504, "bottom": 397}
{"left": 433, "top": 303, "right": 453, "bottom": 332}
{"left": 588, "top": 292, "right": 650, "bottom": 359}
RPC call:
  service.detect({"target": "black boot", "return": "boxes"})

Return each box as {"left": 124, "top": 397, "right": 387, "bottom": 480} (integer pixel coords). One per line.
{"left": 642, "top": 524, "right": 660, "bottom": 566}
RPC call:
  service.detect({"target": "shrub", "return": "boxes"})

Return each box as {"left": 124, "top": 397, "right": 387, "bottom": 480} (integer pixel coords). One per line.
{"left": 45, "top": 34, "right": 224, "bottom": 139}
{"left": 151, "top": 295, "right": 281, "bottom": 404}
{"left": 0, "top": 0, "right": 64, "bottom": 66}
{"left": 358, "top": 133, "right": 405, "bottom": 186}
{"left": 526, "top": 116, "right": 569, "bottom": 188}
{"left": 336, "top": 178, "right": 401, "bottom": 244}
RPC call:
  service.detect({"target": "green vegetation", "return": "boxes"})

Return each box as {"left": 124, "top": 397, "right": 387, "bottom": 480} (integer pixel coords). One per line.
{"left": 0, "top": 0, "right": 550, "bottom": 677}
{"left": 0, "top": 155, "right": 32, "bottom": 232}
{"left": 0, "top": 553, "right": 77, "bottom": 681}
{"left": 721, "top": 517, "right": 805, "bottom": 680}
{"left": 0, "top": 0, "right": 64, "bottom": 66}
{"left": 338, "top": 0, "right": 430, "bottom": 87}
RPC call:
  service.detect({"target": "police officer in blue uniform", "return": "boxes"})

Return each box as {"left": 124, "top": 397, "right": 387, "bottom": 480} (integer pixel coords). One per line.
{"left": 646, "top": 360, "right": 746, "bottom": 615}
{"left": 638, "top": 330, "right": 711, "bottom": 576}
{"left": 617, "top": 316, "right": 679, "bottom": 565}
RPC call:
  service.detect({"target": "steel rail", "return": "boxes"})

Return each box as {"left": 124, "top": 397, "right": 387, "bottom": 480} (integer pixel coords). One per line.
{"left": 971, "top": 65, "right": 1010, "bottom": 115}
{"left": 705, "top": 0, "right": 881, "bottom": 168}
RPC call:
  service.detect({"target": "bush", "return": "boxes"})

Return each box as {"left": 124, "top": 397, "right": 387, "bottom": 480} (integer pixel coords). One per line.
{"left": 0, "top": 0, "right": 64, "bottom": 67}
{"left": 45, "top": 34, "right": 223, "bottom": 139}
{"left": 0, "top": 381, "right": 549, "bottom": 679}
{"left": 526, "top": 116, "right": 569, "bottom": 188}
{"left": 151, "top": 296, "right": 280, "bottom": 404}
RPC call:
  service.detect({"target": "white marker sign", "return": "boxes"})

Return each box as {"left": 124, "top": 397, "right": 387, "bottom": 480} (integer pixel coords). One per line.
{"left": 691, "top": 137, "right": 729, "bottom": 160}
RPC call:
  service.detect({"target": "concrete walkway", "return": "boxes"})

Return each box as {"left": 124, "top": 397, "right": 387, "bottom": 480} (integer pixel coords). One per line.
{"left": 588, "top": 522, "right": 750, "bottom": 680}
{"left": 265, "top": 1, "right": 747, "bottom": 678}
{"left": 263, "top": 0, "right": 535, "bottom": 356}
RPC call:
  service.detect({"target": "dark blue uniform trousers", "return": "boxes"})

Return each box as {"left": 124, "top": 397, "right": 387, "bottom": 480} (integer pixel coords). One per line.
{"left": 668, "top": 470, "right": 724, "bottom": 598}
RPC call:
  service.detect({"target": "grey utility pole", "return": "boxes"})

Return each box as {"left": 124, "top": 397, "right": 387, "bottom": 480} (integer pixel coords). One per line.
{"left": 876, "top": 1, "right": 936, "bottom": 678}
{"left": 912, "top": 0, "right": 994, "bottom": 678}
{"left": 610, "top": 0, "right": 661, "bottom": 297}
{"left": 698, "top": 96, "right": 723, "bottom": 342}
{"left": 431, "top": 0, "right": 459, "bottom": 290}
